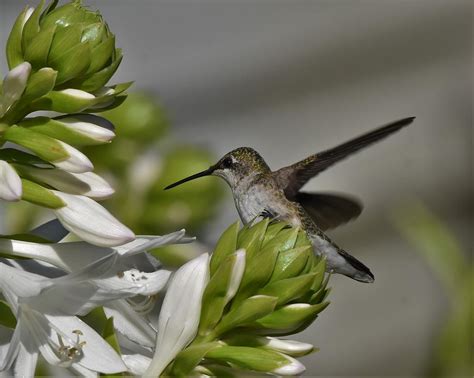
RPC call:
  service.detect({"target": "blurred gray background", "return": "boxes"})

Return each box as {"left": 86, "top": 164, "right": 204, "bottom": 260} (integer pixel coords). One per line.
{"left": 1, "top": 0, "right": 472, "bottom": 376}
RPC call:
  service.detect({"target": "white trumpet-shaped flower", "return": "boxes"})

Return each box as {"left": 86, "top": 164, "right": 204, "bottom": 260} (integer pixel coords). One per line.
{"left": 0, "top": 62, "right": 31, "bottom": 117}
{"left": 51, "top": 191, "right": 135, "bottom": 247}
{"left": 146, "top": 253, "right": 210, "bottom": 376}
{"left": 0, "top": 160, "right": 22, "bottom": 201}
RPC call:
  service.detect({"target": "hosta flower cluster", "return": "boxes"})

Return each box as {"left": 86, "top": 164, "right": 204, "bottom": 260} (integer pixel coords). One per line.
{"left": 0, "top": 0, "right": 132, "bottom": 246}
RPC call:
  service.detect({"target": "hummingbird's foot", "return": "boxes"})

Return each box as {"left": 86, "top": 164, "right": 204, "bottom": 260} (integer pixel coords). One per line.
{"left": 260, "top": 209, "right": 278, "bottom": 221}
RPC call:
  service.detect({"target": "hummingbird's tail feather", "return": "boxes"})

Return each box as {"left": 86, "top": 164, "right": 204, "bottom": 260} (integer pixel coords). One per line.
{"left": 310, "top": 232, "right": 374, "bottom": 283}
{"left": 336, "top": 249, "right": 374, "bottom": 283}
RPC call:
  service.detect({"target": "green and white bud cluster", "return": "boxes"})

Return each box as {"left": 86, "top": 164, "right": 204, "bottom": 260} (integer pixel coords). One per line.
{"left": 0, "top": 0, "right": 133, "bottom": 247}
{"left": 148, "top": 219, "right": 330, "bottom": 376}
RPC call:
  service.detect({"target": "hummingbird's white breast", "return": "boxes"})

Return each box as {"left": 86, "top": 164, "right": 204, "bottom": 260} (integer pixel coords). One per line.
{"left": 232, "top": 178, "right": 300, "bottom": 226}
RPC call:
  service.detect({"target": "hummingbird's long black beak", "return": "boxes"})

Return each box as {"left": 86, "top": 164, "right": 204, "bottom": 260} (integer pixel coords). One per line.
{"left": 164, "top": 167, "right": 215, "bottom": 190}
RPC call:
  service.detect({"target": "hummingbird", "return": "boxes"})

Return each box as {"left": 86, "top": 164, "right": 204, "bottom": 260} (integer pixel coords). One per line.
{"left": 165, "top": 117, "right": 414, "bottom": 283}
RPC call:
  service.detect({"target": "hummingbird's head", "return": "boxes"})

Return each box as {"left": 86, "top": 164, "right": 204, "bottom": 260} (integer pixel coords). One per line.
{"left": 164, "top": 147, "right": 270, "bottom": 190}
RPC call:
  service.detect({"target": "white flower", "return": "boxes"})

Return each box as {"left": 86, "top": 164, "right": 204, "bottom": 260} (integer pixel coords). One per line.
{"left": 53, "top": 141, "right": 94, "bottom": 173}
{"left": 146, "top": 253, "right": 210, "bottom": 376}
{"left": 51, "top": 191, "right": 135, "bottom": 247}
{"left": 0, "top": 160, "right": 22, "bottom": 201}
{"left": 0, "top": 258, "right": 127, "bottom": 375}
{"left": 0, "top": 62, "right": 31, "bottom": 117}
{"left": 55, "top": 114, "right": 115, "bottom": 143}
{"left": 18, "top": 166, "right": 114, "bottom": 199}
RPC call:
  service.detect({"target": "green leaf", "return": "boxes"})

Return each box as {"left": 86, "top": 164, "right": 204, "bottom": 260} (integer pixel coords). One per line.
{"left": 78, "top": 49, "right": 122, "bottom": 92}
{"left": 103, "top": 317, "right": 120, "bottom": 354}
{"left": 258, "top": 273, "right": 316, "bottom": 306}
{"left": 310, "top": 258, "right": 326, "bottom": 291}
{"left": 21, "top": 68, "right": 57, "bottom": 102}
{"left": 270, "top": 246, "right": 311, "bottom": 282}
{"left": 254, "top": 302, "right": 329, "bottom": 333}
{"left": 210, "top": 221, "right": 239, "bottom": 276}
{"left": 87, "top": 35, "right": 115, "bottom": 75}
{"left": 262, "top": 221, "right": 291, "bottom": 246}
{"left": 215, "top": 295, "right": 278, "bottom": 337}
{"left": 205, "top": 346, "right": 292, "bottom": 373}
{"left": 4, "top": 125, "right": 69, "bottom": 163}
{"left": 264, "top": 226, "right": 299, "bottom": 254}
{"left": 237, "top": 218, "right": 268, "bottom": 260}
{"left": 6, "top": 7, "right": 30, "bottom": 68}
{"left": 0, "top": 148, "right": 54, "bottom": 168}
{"left": 53, "top": 42, "right": 92, "bottom": 85}
{"left": 199, "top": 252, "right": 245, "bottom": 335}
{"left": 392, "top": 202, "right": 468, "bottom": 294}
{"left": 48, "top": 23, "right": 83, "bottom": 62}
{"left": 23, "top": 25, "right": 57, "bottom": 67}
{"left": 0, "top": 300, "right": 17, "bottom": 329}
{"left": 21, "top": 0, "right": 45, "bottom": 53}
{"left": 21, "top": 178, "right": 65, "bottom": 209}
{"left": 88, "top": 95, "right": 127, "bottom": 113}
{"left": 231, "top": 240, "right": 280, "bottom": 305}
{"left": 171, "top": 342, "right": 221, "bottom": 377}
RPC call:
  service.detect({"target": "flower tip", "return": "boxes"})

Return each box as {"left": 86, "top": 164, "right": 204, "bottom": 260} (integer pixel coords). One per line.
{"left": 272, "top": 355, "right": 306, "bottom": 376}
{"left": 54, "top": 141, "right": 94, "bottom": 173}
{"left": 0, "top": 161, "right": 22, "bottom": 201}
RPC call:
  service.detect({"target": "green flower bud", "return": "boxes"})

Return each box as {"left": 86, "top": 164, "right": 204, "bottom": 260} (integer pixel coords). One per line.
{"left": 205, "top": 346, "right": 305, "bottom": 375}
{"left": 20, "top": 178, "right": 65, "bottom": 209}
{"left": 7, "top": 0, "right": 121, "bottom": 91}
{"left": 169, "top": 220, "right": 331, "bottom": 375}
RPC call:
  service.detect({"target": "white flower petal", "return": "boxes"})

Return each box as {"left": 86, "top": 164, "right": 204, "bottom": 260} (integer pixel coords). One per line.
{"left": 225, "top": 249, "right": 246, "bottom": 303}
{"left": 264, "top": 337, "right": 314, "bottom": 357}
{"left": 52, "top": 191, "right": 135, "bottom": 247}
{"left": 103, "top": 301, "right": 156, "bottom": 348}
{"left": 30, "top": 218, "right": 69, "bottom": 242}
{"left": 21, "top": 167, "right": 114, "bottom": 199}
{"left": 272, "top": 354, "right": 306, "bottom": 376}
{"left": 53, "top": 141, "right": 93, "bottom": 173}
{"left": 60, "top": 88, "right": 95, "bottom": 100}
{"left": 146, "top": 253, "right": 210, "bottom": 376}
{"left": 0, "top": 160, "right": 22, "bottom": 201}
{"left": 122, "top": 353, "right": 152, "bottom": 375}
{"left": 57, "top": 114, "right": 115, "bottom": 143}
{"left": 0, "top": 62, "right": 31, "bottom": 115}
{"left": 14, "top": 336, "right": 38, "bottom": 377}
{"left": 0, "top": 324, "right": 18, "bottom": 371}
{"left": 114, "top": 229, "right": 189, "bottom": 256}
{"left": 0, "top": 262, "right": 50, "bottom": 300}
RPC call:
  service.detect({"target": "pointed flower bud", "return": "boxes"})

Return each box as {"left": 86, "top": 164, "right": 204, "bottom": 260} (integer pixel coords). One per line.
{"left": 51, "top": 191, "right": 134, "bottom": 247}
{"left": 146, "top": 254, "right": 210, "bottom": 377}
{"left": 0, "top": 161, "right": 22, "bottom": 201}
{"left": 3, "top": 125, "right": 93, "bottom": 172}
{"left": 20, "top": 114, "right": 115, "bottom": 146}
{"left": 14, "top": 165, "right": 114, "bottom": 199}
{"left": 0, "top": 62, "right": 31, "bottom": 118}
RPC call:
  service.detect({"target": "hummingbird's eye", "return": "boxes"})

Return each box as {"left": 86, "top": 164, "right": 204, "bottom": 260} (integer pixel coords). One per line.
{"left": 221, "top": 157, "right": 233, "bottom": 169}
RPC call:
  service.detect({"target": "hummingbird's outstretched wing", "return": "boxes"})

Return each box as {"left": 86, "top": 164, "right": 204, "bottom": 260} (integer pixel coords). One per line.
{"left": 273, "top": 117, "right": 415, "bottom": 198}
{"left": 296, "top": 192, "right": 362, "bottom": 231}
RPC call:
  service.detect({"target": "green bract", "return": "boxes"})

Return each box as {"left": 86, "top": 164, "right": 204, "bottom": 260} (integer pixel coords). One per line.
{"left": 167, "top": 220, "right": 331, "bottom": 376}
